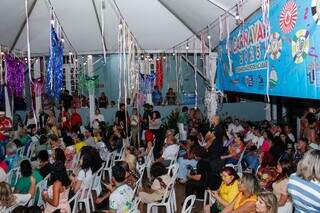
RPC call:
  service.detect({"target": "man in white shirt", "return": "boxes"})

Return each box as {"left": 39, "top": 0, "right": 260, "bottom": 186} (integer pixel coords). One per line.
{"left": 92, "top": 109, "right": 105, "bottom": 129}
{"left": 109, "top": 164, "right": 134, "bottom": 213}
{"left": 156, "top": 133, "right": 179, "bottom": 167}
{"left": 227, "top": 119, "right": 244, "bottom": 135}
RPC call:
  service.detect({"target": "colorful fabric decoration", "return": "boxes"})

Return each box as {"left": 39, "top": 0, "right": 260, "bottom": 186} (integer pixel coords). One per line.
{"left": 269, "top": 32, "right": 282, "bottom": 60}
{"left": 139, "top": 73, "right": 155, "bottom": 94}
{"left": 77, "top": 73, "right": 99, "bottom": 93}
{"left": 292, "top": 29, "right": 310, "bottom": 64}
{"left": 5, "top": 55, "right": 24, "bottom": 97}
{"left": 312, "top": 0, "right": 320, "bottom": 25}
{"left": 279, "top": 1, "right": 297, "bottom": 34}
{"left": 155, "top": 57, "right": 163, "bottom": 89}
{"left": 46, "top": 25, "right": 64, "bottom": 101}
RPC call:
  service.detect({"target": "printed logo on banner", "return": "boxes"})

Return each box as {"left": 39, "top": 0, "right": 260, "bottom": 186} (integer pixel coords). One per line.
{"left": 269, "top": 32, "right": 282, "bottom": 60}
{"left": 292, "top": 29, "right": 310, "bottom": 64}
{"left": 311, "top": 0, "right": 320, "bottom": 25}
{"left": 244, "top": 75, "right": 254, "bottom": 87}
{"left": 307, "top": 61, "right": 320, "bottom": 86}
{"left": 279, "top": 0, "right": 298, "bottom": 33}
{"left": 269, "top": 67, "right": 278, "bottom": 88}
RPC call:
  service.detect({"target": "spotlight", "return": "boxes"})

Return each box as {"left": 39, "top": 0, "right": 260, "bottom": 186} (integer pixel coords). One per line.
{"left": 61, "top": 38, "right": 65, "bottom": 43}
{"left": 68, "top": 52, "right": 72, "bottom": 55}
{"left": 207, "top": 35, "right": 211, "bottom": 39}
{"left": 118, "top": 23, "right": 123, "bottom": 29}
{"left": 0, "top": 52, "right": 4, "bottom": 56}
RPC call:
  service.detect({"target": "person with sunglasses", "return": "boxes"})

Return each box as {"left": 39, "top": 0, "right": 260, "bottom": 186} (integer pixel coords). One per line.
{"left": 204, "top": 166, "right": 240, "bottom": 213}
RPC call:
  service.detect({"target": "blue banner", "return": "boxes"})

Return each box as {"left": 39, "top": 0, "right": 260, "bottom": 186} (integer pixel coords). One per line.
{"left": 217, "top": 0, "right": 320, "bottom": 99}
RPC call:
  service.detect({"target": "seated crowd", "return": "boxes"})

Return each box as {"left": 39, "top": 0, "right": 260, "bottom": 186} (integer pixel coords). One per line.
{"left": 0, "top": 104, "right": 319, "bottom": 213}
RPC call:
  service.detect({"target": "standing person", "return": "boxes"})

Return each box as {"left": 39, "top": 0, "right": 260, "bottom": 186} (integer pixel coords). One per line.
{"left": 115, "top": 103, "right": 130, "bottom": 134}
{"left": 152, "top": 86, "right": 163, "bottom": 106}
{"left": 177, "top": 106, "right": 189, "bottom": 141}
{"left": 288, "top": 150, "right": 320, "bottom": 212}
{"left": 109, "top": 164, "right": 134, "bottom": 213}
{"left": 62, "top": 90, "right": 73, "bottom": 112}
{"left": 130, "top": 108, "right": 140, "bottom": 149}
{"left": 209, "top": 116, "right": 225, "bottom": 160}
{"left": 149, "top": 111, "right": 162, "bottom": 156}
{"left": 222, "top": 173, "right": 259, "bottom": 213}
{"left": 42, "top": 161, "right": 71, "bottom": 213}
{"left": 256, "top": 191, "right": 278, "bottom": 213}
{"left": 99, "top": 92, "right": 108, "bottom": 108}
{"left": 293, "top": 138, "right": 308, "bottom": 164}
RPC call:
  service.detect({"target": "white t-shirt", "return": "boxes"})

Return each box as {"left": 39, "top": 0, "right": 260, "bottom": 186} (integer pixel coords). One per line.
{"left": 162, "top": 144, "right": 179, "bottom": 160}
{"left": 77, "top": 169, "right": 93, "bottom": 189}
{"left": 109, "top": 184, "right": 134, "bottom": 212}
{"left": 94, "top": 114, "right": 105, "bottom": 122}
{"left": 228, "top": 123, "right": 244, "bottom": 134}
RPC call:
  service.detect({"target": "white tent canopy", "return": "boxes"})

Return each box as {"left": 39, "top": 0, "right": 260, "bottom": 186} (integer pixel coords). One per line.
{"left": 0, "top": 0, "right": 260, "bottom": 55}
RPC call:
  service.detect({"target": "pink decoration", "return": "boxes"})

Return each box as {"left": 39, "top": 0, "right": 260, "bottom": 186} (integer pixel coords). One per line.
{"left": 155, "top": 57, "right": 163, "bottom": 89}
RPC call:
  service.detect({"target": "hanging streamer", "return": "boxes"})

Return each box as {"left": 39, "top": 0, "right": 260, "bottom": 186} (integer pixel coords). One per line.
{"left": 25, "top": 0, "right": 37, "bottom": 126}
{"left": 193, "top": 38, "right": 198, "bottom": 108}
{"left": 219, "top": 16, "right": 223, "bottom": 41}
{"left": 226, "top": 15, "right": 233, "bottom": 77}
{"left": 155, "top": 56, "right": 163, "bottom": 89}
{"left": 101, "top": 0, "right": 107, "bottom": 64}
{"left": 261, "top": 0, "right": 271, "bottom": 103}
{"left": 117, "top": 21, "right": 122, "bottom": 105}
{"left": 0, "top": 47, "right": 3, "bottom": 86}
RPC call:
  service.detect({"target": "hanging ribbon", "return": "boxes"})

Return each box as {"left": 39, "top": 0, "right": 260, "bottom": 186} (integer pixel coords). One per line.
{"left": 200, "top": 32, "right": 206, "bottom": 59}
{"left": 0, "top": 46, "right": 3, "bottom": 86}
{"left": 101, "top": 0, "right": 107, "bottom": 64}
{"left": 226, "top": 15, "right": 233, "bottom": 77}
{"left": 155, "top": 56, "right": 163, "bottom": 89}
{"left": 193, "top": 38, "right": 198, "bottom": 108}
{"left": 118, "top": 20, "right": 123, "bottom": 105}
{"left": 261, "top": 0, "right": 271, "bottom": 103}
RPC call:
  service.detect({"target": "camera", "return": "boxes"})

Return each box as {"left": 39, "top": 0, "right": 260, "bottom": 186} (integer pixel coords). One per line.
{"left": 187, "top": 165, "right": 197, "bottom": 175}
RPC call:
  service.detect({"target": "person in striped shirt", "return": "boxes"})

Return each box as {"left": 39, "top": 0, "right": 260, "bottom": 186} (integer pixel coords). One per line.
{"left": 288, "top": 149, "right": 320, "bottom": 213}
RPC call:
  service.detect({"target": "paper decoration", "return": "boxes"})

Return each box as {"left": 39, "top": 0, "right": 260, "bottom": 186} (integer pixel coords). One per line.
{"left": 312, "top": 0, "right": 320, "bottom": 25}
{"left": 292, "top": 29, "right": 309, "bottom": 64}
{"left": 5, "top": 55, "right": 24, "bottom": 97}
{"left": 155, "top": 57, "right": 163, "bottom": 89}
{"left": 279, "top": 1, "right": 297, "bottom": 33}
{"left": 269, "top": 32, "right": 282, "bottom": 60}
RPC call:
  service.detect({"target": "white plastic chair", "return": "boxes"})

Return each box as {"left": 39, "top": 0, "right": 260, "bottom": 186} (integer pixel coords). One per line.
{"left": 146, "top": 175, "right": 177, "bottom": 213}
{"left": 26, "top": 141, "right": 38, "bottom": 159}
{"left": 129, "top": 197, "right": 141, "bottom": 213}
{"left": 234, "top": 145, "right": 247, "bottom": 176}
{"left": 103, "top": 152, "right": 116, "bottom": 183}
{"left": 5, "top": 167, "right": 20, "bottom": 187}
{"left": 16, "top": 146, "right": 25, "bottom": 157}
{"left": 69, "top": 188, "right": 82, "bottom": 213}
{"left": 133, "top": 172, "right": 143, "bottom": 196}
{"left": 203, "top": 190, "right": 216, "bottom": 209}
{"left": 181, "top": 195, "right": 196, "bottom": 213}
{"left": 92, "top": 163, "right": 105, "bottom": 196}
{"left": 29, "top": 174, "right": 50, "bottom": 207}
{"left": 167, "top": 163, "right": 179, "bottom": 212}
{"left": 77, "top": 179, "right": 95, "bottom": 213}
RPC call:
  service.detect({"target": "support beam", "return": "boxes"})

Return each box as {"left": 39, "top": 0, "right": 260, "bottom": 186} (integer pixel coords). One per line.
{"left": 206, "top": 0, "right": 236, "bottom": 17}
{"left": 91, "top": 0, "right": 108, "bottom": 52}
{"left": 181, "top": 54, "right": 210, "bottom": 86}
{"left": 10, "top": 0, "right": 38, "bottom": 51}
{"left": 158, "top": 0, "right": 208, "bottom": 48}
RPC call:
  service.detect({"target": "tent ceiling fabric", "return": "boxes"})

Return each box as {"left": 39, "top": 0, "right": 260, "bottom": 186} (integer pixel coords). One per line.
{"left": 0, "top": 0, "right": 260, "bottom": 55}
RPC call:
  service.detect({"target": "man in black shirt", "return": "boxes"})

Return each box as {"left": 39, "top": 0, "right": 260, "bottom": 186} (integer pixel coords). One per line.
{"left": 185, "top": 146, "right": 221, "bottom": 199}
{"left": 38, "top": 150, "right": 53, "bottom": 178}
{"left": 115, "top": 103, "right": 130, "bottom": 131}
{"left": 62, "top": 90, "right": 73, "bottom": 111}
